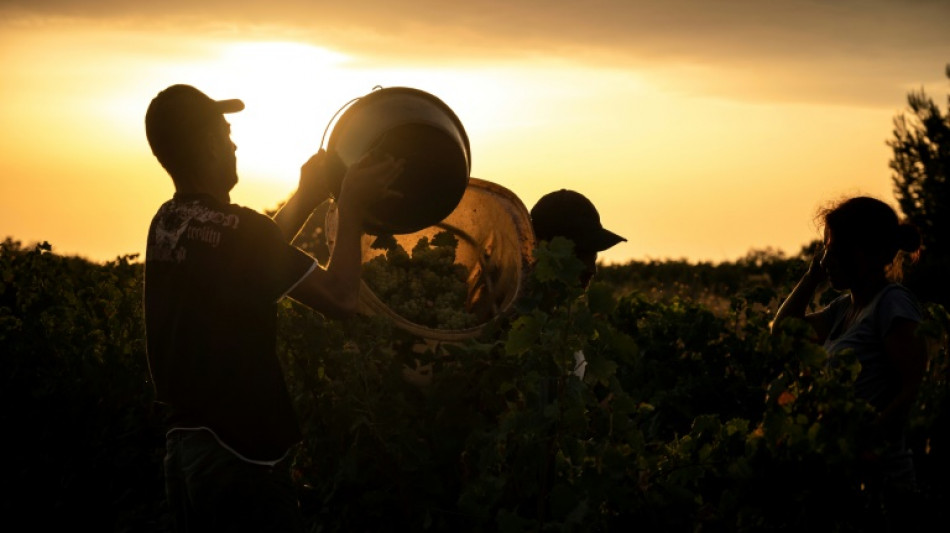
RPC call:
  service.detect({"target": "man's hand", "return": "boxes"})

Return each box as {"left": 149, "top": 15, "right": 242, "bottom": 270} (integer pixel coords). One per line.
{"left": 336, "top": 150, "right": 405, "bottom": 218}
{"left": 298, "top": 149, "right": 346, "bottom": 208}
{"left": 288, "top": 151, "right": 404, "bottom": 317}
{"left": 272, "top": 149, "right": 347, "bottom": 242}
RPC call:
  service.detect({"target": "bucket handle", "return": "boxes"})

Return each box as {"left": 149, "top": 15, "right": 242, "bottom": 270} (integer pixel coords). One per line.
{"left": 319, "top": 85, "right": 385, "bottom": 150}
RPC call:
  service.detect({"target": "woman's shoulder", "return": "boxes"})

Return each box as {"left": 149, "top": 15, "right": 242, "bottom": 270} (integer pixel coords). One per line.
{"left": 877, "top": 283, "right": 920, "bottom": 305}
{"left": 874, "top": 283, "right": 923, "bottom": 323}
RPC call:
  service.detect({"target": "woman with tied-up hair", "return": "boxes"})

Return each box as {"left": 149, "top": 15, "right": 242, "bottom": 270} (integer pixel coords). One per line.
{"left": 771, "top": 195, "right": 928, "bottom": 523}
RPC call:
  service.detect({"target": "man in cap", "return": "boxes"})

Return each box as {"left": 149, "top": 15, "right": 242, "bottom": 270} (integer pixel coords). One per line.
{"left": 530, "top": 189, "right": 626, "bottom": 379}
{"left": 143, "top": 84, "right": 401, "bottom": 531}
{"left": 530, "top": 189, "right": 626, "bottom": 288}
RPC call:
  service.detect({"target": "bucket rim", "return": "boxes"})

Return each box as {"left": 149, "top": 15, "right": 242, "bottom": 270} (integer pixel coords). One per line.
{"left": 325, "top": 85, "right": 471, "bottom": 169}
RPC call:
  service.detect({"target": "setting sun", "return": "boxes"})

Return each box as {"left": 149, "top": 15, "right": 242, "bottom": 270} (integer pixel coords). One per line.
{"left": 0, "top": 3, "right": 947, "bottom": 264}
{"left": 216, "top": 42, "right": 350, "bottom": 192}
{"left": 3, "top": 3, "right": 949, "bottom": 531}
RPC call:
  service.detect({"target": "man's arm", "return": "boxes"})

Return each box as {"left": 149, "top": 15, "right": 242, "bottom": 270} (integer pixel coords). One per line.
{"left": 272, "top": 150, "right": 343, "bottom": 243}
{"left": 288, "top": 152, "right": 402, "bottom": 319}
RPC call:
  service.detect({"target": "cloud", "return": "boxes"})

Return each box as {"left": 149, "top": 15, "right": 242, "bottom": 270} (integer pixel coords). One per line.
{"left": 3, "top": 0, "right": 948, "bottom": 107}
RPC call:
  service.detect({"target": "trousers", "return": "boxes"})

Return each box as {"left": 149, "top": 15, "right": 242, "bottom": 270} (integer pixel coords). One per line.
{"left": 164, "top": 429, "right": 304, "bottom": 532}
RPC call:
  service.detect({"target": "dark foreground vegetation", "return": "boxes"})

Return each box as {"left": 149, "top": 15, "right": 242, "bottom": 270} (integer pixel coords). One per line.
{"left": 3, "top": 63, "right": 948, "bottom": 533}
{"left": 2, "top": 237, "right": 948, "bottom": 532}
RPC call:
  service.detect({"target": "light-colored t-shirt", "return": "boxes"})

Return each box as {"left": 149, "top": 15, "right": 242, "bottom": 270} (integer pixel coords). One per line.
{"left": 820, "top": 284, "right": 923, "bottom": 486}
{"left": 821, "top": 284, "right": 922, "bottom": 411}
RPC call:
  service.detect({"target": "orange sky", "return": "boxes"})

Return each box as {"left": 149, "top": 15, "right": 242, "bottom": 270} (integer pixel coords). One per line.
{"left": 1, "top": 1, "right": 948, "bottom": 265}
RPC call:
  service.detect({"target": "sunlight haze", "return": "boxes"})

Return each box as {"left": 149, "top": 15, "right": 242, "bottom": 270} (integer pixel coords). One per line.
{"left": 1, "top": 1, "right": 948, "bottom": 265}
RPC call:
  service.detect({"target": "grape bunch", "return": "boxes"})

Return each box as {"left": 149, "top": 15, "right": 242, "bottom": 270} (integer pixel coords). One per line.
{"left": 362, "top": 231, "right": 480, "bottom": 330}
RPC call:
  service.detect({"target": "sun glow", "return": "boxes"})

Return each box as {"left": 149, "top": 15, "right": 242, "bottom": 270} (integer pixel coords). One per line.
{"left": 210, "top": 42, "right": 352, "bottom": 201}
{"left": 0, "top": 18, "right": 915, "bottom": 265}
{"left": 208, "top": 45, "right": 548, "bottom": 209}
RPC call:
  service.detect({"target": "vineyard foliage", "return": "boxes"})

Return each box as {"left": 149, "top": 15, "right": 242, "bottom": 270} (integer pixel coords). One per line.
{"left": 2, "top": 236, "right": 949, "bottom": 531}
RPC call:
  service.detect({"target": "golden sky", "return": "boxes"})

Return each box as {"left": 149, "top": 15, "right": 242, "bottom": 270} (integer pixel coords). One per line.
{"left": 1, "top": 0, "right": 948, "bottom": 264}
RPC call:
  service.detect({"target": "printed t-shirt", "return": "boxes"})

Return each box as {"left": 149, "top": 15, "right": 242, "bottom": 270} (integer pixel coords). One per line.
{"left": 145, "top": 193, "right": 316, "bottom": 462}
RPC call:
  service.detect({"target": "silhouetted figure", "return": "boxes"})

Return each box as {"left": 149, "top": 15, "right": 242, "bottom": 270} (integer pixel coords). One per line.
{"left": 143, "top": 84, "right": 401, "bottom": 532}
{"left": 531, "top": 189, "right": 626, "bottom": 288}
{"left": 772, "top": 196, "right": 927, "bottom": 529}
{"left": 530, "top": 189, "right": 627, "bottom": 377}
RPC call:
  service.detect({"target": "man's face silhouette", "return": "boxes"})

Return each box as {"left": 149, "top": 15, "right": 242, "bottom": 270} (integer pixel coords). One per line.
{"left": 206, "top": 116, "right": 239, "bottom": 194}
{"left": 577, "top": 248, "right": 597, "bottom": 288}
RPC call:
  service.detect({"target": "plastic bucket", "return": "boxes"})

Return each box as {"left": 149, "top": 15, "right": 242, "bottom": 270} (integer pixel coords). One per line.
{"left": 326, "top": 86, "right": 471, "bottom": 235}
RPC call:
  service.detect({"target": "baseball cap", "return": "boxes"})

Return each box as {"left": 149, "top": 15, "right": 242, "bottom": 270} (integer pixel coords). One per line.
{"left": 530, "top": 189, "right": 627, "bottom": 253}
{"left": 145, "top": 84, "right": 244, "bottom": 157}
